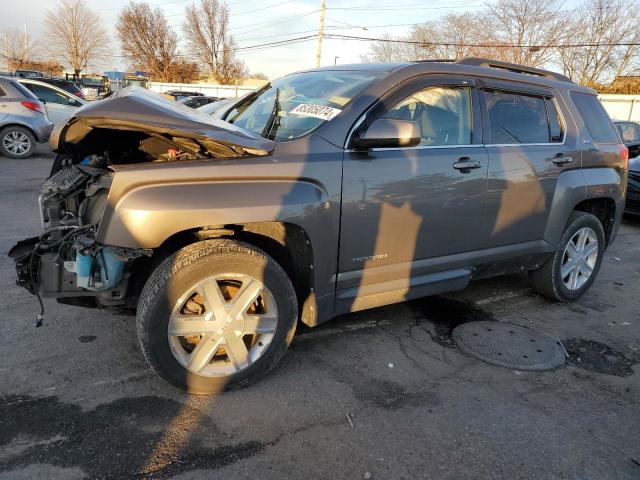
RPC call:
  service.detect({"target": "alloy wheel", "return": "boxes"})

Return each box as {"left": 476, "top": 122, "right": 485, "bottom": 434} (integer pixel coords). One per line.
{"left": 168, "top": 273, "right": 278, "bottom": 377}
{"left": 560, "top": 227, "right": 599, "bottom": 291}
{"left": 2, "top": 131, "right": 31, "bottom": 156}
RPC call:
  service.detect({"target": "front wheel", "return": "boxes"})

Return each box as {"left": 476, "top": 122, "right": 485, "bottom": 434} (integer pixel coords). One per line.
{"left": 136, "top": 239, "right": 298, "bottom": 393}
{"left": 530, "top": 212, "right": 605, "bottom": 302}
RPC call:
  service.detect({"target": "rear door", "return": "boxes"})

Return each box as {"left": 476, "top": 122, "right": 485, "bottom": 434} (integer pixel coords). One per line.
{"left": 478, "top": 82, "right": 579, "bottom": 250}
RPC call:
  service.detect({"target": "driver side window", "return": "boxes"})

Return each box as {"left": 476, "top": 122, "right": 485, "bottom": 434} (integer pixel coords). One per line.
{"left": 380, "top": 86, "right": 473, "bottom": 146}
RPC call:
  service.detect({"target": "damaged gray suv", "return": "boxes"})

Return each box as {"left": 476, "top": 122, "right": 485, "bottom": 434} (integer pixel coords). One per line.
{"left": 10, "top": 58, "right": 628, "bottom": 393}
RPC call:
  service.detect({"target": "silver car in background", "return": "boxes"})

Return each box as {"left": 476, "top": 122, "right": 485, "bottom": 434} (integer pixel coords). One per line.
{"left": 0, "top": 77, "right": 53, "bottom": 158}
{"left": 18, "top": 78, "right": 86, "bottom": 125}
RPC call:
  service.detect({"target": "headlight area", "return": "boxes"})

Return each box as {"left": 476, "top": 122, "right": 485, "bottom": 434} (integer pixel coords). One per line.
{"left": 8, "top": 157, "right": 151, "bottom": 325}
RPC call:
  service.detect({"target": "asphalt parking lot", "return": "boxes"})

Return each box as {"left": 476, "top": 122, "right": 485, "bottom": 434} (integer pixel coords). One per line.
{"left": 0, "top": 154, "right": 639, "bottom": 480}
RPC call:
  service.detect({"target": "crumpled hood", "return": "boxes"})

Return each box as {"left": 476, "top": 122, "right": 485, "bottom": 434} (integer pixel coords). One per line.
{"left": 50, "top": 86, "right": 274, "bottom": 157}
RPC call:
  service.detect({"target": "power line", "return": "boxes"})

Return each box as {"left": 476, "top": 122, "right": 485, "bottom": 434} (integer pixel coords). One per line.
{"left": 230, "top": 0, "right": 297, "bottom": 17}
{"left": 324, "top": 33, "right": 640, "bottom": 49}
{"left": 230, "top": 10, "right": 319, "bottom": 34}
{"left": 327, "top": 3, "right": 483, "bottom": 11}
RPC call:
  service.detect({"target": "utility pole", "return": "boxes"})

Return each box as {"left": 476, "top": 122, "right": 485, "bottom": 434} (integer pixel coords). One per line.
{"left": 4, "top": 32, "right": 8, "bottom": 72}
{"left": 315, "top": 0, "right": 326, "bottom": 68}
{"left": 23, "top": 22, "right": 28, "bottom": 61}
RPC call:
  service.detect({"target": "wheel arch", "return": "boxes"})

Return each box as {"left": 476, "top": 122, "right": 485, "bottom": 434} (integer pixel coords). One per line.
{"left": 0, "top": 122, "right": 39, "bottom": 142}
{"left": 545, "top": 168, "right": 624, "bottom": 249}
{"left": 129, "top": 221, "right": 319, "bottom": 327}
{"left": 572, "top": 197, "right": 617, "bottom": 246}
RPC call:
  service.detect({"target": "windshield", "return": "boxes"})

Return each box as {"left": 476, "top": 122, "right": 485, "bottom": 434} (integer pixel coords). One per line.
{"left": 82, "top": 77, "right": 104, "bottom": 87}
{"left": 225, "top": 70, "right": 379, "bottom": 141}
{"left": 125, "top": 79, "right": 147, "bottom": 87}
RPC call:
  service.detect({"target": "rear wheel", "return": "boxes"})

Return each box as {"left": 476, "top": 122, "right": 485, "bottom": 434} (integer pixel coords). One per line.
{"left": 530, "top": 212, "right": 605, "bottom": 301}
{"left": 0, "top": 126, "right": 36, "bottom": 159}
{"left": 136, "top": 239, "right": 298, "bottom": 393}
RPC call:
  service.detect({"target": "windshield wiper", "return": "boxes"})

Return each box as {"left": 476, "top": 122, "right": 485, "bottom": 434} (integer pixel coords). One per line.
{"left": 261, "top": 87, "right": 281, "bottom": 140}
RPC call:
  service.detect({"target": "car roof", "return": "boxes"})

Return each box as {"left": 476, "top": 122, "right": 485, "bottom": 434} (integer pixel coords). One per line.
{"left": 297, "top": 59, "right": 593, "bottom": 93}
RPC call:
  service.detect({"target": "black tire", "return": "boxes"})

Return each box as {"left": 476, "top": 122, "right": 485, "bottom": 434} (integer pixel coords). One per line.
{"left": 530, "top": 211, "right": 606, "bottom": 302}
{"left": 136, "top": 239, "right": 298, "bottom": 393}
{"left": 0, "top": 126, "right": 36, "bottom": 159}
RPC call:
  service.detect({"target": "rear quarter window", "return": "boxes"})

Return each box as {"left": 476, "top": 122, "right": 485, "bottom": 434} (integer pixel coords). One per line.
{"left": 570, "top": 92, "right": 619, "bottom": 143}
{"left": 10, "top": 81, "right": 39, "bottom": 101}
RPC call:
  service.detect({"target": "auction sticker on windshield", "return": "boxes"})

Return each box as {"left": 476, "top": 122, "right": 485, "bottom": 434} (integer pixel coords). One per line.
{"left": 290, "top": 104, "right": 342, "bottom": 121}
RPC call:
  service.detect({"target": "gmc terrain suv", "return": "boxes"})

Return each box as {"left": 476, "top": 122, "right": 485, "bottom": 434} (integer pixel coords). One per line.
{"left": 10, "top": 58, "right": 627, "bottom": 393}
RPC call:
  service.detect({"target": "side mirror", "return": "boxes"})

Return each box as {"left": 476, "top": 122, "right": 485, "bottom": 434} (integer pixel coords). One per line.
{"left": 68, "top": 97, "right": 77, "bottom": 105}
{"left": 352, "top": 118, "right": 421, "bottom": 149}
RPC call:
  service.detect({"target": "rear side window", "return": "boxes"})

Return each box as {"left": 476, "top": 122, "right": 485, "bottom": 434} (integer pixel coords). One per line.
{"left": 485, "top": 90, "right": 558, "bottom": 144}
{"left": 570, "top": 92, "right": 619, "bottom": 143}
{"left": 24, "top": 83, "right": 71, "bottom": 105}
{"left": 10, "top": 81, "right": 38, "bottom": 101}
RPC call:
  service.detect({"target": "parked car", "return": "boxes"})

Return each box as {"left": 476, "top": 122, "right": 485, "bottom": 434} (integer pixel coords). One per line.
{"left": 179, "top": 95, "right": 220, "bottom": 108}
{"left": 164, "top": 89, "right": 202, "bottom": 101}
{"left": 614, "top": 120, "right": 640, "bottom": 214}
{"left": 34, "top": 77, "right": 85, "bottom": 99}
{"left": 9, "top": 59, "right": 628, "bottom": 393}
{"left": 196, "top": 97, "right": 236, "bottom": 118}
{"left": 0, "top": 76, "right": 53, "bottom": 158}
{"left": 18, "top": 78, "right": 86, "bottom": 125}
{"left": 80, "top": 74, "right": 111, "bottom": 100}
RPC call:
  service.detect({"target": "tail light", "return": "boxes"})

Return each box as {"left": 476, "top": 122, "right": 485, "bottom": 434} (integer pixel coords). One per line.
{"left": 620, "top": 144, "right": 629, "bottom": 170}
{"left": 21, "top": 100, "right": 44, "bottom": 114}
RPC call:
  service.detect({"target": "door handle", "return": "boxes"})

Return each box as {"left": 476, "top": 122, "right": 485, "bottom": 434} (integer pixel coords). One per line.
{"left": 453, "top": 157, "right": 482, "bottom": 171}
{"left": 551, "top": 154, "right": 573, "bottom": 165}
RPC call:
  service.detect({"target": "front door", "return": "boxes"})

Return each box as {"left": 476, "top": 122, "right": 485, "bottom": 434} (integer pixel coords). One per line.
{"left": 337, "top": 77, "right": 488, "bottom": 310}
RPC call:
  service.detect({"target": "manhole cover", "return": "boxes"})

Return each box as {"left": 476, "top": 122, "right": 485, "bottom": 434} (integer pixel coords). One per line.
{"left": 452, "top": 321, "right": 566, "bottom": 370}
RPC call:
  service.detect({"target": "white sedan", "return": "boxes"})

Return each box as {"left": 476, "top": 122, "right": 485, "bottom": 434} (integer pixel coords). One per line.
{"left": 18, "top": 78, "right": 86, "bottom": 125}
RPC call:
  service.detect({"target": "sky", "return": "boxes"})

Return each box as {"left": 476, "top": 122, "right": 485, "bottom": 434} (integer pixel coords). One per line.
{"left": 0, "top": 0, "right": 579, "bottom": 80}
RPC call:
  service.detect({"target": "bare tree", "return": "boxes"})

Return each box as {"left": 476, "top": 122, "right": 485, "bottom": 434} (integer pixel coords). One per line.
{"left": 558, "top": 0, "right": 640, "bottom": 85}
{"left": 117, "top": 2, "right": 179, "bottom": 82}
{"left": 360, "top": 33, "right": 418, "bottom": 63}
{"left": 411, "top": 13, "right": 497, "bottom": 61}
{"left": 183, "top": 0, "right": 246, "bottom": 84}
{"left": 362, "top": 0, "right": 567, "bottom": 67}
{"left": 1, "top": 29, "right": 39, "bottom": 67}
{"left": 166, "top": 59, "right": 200, "bottom": 83}
{"left": 45, "top": 0, "right": 109, "bottom": 77}
{"left": 485, "top": 0, "right": 568, "bottom": 67}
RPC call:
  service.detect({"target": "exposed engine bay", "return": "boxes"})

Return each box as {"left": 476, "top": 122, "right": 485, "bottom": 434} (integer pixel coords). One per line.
{"left": 9, "top": 86, "right": 276, "bottom": 325}
{"left": 9, "top": 156, "right": 151, "bottom": 324}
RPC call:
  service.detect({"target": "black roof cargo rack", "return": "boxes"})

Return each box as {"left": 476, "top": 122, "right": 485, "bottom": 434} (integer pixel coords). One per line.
{"left": 455, "top": 57, "right": 573, "bottom": 83}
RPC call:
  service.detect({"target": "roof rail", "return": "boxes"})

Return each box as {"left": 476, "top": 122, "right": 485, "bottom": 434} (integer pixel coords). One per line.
{"left": 415, "top": 59, "right": 457, "bottom": 63}
{"left": 456, "top": 57, "right": 573, "bottom": 83}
